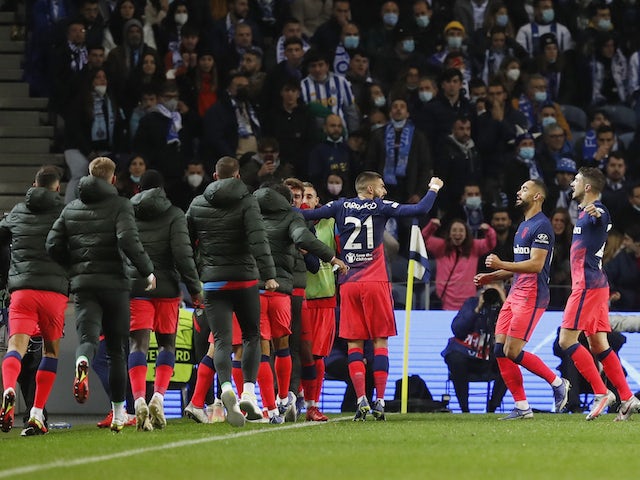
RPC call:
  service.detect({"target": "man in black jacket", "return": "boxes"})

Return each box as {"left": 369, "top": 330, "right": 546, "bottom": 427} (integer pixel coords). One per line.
{"left": 186, "top": 156, "right": 278, "bottom": 427}
{"left": 46, "top": 157, "right": 155, "bottom": 433}
{"left": 0, "top": 166, "right": 68, "bottom": 436}
{"left": 125, "top": 170, "right": 201, "bottom": 431}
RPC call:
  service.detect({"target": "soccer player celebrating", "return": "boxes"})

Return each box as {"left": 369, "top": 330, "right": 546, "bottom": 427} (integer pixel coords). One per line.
{"left": 0, "top": 166, "right": 67, "bottom": 436}
{"left": 475, "top": 179, "right": 570, "bottom": 420}
{"left": 558, "top": 167, "right": 640, "bottom": 421}
{"left": 301, "top": 172, "right": 443, "bottom": 421}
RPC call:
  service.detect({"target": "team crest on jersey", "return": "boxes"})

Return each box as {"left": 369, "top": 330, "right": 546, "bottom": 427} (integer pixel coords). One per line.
{"left": 345, "top": 252, "right": 356, "bottom": 263}
{"left": 521, "top": 227, "right": 529, "bottom": 239}
{"left": 535, "top": 233, "right": 549, "bottom": 244}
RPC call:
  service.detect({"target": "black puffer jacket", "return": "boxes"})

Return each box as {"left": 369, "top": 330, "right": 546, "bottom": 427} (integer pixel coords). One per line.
{"left": 128, "top": 188, "right": 200, "bottom": 298}
{"left": 46, "top": 176, "right": 153, "bottom": 292}
{"left": 0, "top": 188, "right": 68, "bottom": 295}
{"left": 186, "top": 178, "right": 276, "bottom": 282}
{"left": 254, "top": 188, "right": 334, "bottom": 294}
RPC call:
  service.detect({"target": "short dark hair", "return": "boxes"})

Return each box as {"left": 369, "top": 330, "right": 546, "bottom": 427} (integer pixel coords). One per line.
{"left": 215, "top": 156, "right": 239, "bottom": 179}
{"left": 491, "top": 207, "right": 511, "bottom": 218}
{"left": 268, "top": 183, "right": 293, "bottom": 203}
{"left": 439, "top": 67, "right": 463, "bottom": 85}
{"left": 139, "top": 169, "right": 164, "bottom": 191}
{"left": 530, "top": 178, "right": 547, "bottom": 199}
{"left": 304, "top": 48, "right": 328, "bottom": 66}
{"left": 35, "top": 165, "right": 61, "bottom": 189}
{"left": 607, "top": 150, "right": 626, "bottom": 163}
{"left": 596, "top": 124, "right": 615, "bottom": 137}
{"left": 579, "top": 167, "right": 606, "bottom": 194}
{"left": 258, "top": 137, "right": 279, "bottom": 152}
{"left": 283, "top": 36, "right": 304, "bottom": 49}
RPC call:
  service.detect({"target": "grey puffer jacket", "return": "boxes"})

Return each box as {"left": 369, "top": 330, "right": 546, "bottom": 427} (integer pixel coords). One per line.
{"left": 0, "top": 188, "right": 68, "bottom": 295}
{"left": 128, "top": 188, "right": 200, "bottom": 298}
{"left": 46, "top": 176, "right": 153, "bottom": 292}
{"left": 254, "top": 187, "right": 334, "bottom": 294}
{"left": 186, "top": 178, "right": 276, "bottom": 283}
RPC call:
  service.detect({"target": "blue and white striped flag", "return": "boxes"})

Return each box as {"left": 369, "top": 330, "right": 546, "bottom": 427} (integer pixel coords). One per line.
{"left": 409, "top": 221, "right": 429, "bottom": 281}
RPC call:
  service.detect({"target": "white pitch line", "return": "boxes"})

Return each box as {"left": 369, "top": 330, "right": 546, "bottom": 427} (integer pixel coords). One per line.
{"left": 0, "top": 417, "right": 352, "bottom": 478}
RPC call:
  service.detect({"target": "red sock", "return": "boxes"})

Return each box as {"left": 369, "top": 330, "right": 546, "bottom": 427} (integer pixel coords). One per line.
{"left": 373, "top": 347, "right": 389, "bottom": 400}
{"left": 1, "top": 353, "right": 22, "bottom": 390}
{"left": 154, "top": 365, "right": 173, "bottom": 396}
{"left": 301, "top": 362, "right": 317, "bottom": 403}
{"left": 274, "top": 350, "right": 292, "bottom": 400}
{"left": 33, "top": 357, "right": 58, "bottom": 409}
{"left": 599, "top": 349, "right": 633, "bottom": 400}
{"left": 257, "top": 358, "right": 277, "bottom": 410}
{"left": 232, "top": 361, "right": 244, "bottom": 396}
{"left": 570, "top": 344, "right": 607, "bottom": 395}
{"left": 128, "top": 365, "right": 147, "bottom": 400}
{"left": 347, "top": 348, "right": 366, "bottom": 399}
{"left": 314, "top": 358, "right": 325, "bottom": 403}
{"left": 34, "top": 370, "right": 56, "bottom": 409}
{"left": 191, "top": 360, "right": 215, "bottom": 408}
{"left": 497, "top": 356, "right": 526, "bottom": 402}
{"left": 517, "top": 351, "right": 557, "bottom": 384}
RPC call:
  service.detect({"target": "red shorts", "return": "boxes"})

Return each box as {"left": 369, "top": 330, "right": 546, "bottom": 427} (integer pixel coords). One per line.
{"left": 8, "top": 290, "right": 68, "bottom": 341}
{"left": 562, "top": 287, "right": 611, "bottom": 337}
{"left": 130, "top": 297, "right": 180, "bottom": 334}
{"left": 495, "top": 297, "right": 545, "bottom": 342}
{"left": 260, "top": 292, "right": 291, "bottom": 340}
{"left": 339, "top": 281, "right": 396, "bottom": 340}
{"left": 301, "top": 298, "right": 336, "bottom": 357}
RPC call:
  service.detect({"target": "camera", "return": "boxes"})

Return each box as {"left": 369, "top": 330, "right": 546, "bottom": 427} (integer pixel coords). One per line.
{"left": 482, "top": 288, "right": 502, "bottom": 307}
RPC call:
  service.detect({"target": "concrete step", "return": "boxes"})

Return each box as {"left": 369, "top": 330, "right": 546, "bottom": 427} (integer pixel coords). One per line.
{"left": 0, "top": 82, "right": 28, "bottom": 96}
{"left": 0, "top": 126, "right": 54, "bottom": 137}
{"left": 0, "top": 195, "right": 23, "bottom": 213}
{"left": 0, "top": 26, "right": 12, "bottom": 40}
{"left": 0, "top": 68, "right": 22, "bottom": 81}
{"left": 0, "top": 138, "right": 50, "bottom": 153}
{"left": 0, "top": 165, "right": 45, "bottom": 182}
{"left": 0, "top": 111, "right": 40, "bottom": 127}
{"left": 0, "top": 12, "right": 16, "bottom": 24}
{"left": 0, "top": 41, "right": 24, "bottom": 53}
{"left": 0, "top": 153, "right": 64, "bottom": 166}
{"left": 0, "top": 54, "right": 22, "bottom": 69}
{"left": 0, "top": 181, "right": 67, "bottom": 194}
{"left": 0, "top": 97, "right": 48, "bottom": 110}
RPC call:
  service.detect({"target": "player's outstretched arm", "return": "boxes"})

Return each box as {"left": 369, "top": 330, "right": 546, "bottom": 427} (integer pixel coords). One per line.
{"left": 485, "top": 248, "right": 548, "bottom": 274}
{"left": 388, "top": 177, "right": 444, "bottom": 217}
{"left": 300, "top": 201, "right": 338, "bottom": 221}
{"left": 474, "top": 270, "right": 513, "bottom": 286}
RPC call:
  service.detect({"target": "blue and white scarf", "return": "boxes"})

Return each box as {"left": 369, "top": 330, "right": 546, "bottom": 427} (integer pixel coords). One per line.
{"left": 231, "top": 98, "right": 260, "bottom": 138}
{"left": 582, "top": 129, "right": 597, "bottom": 162}
{"left": 91, "top": 93, "right": 114, "bottom": 144}
{"left": 384, "top": 122, "right": 414, "bottom": 186}
{"left": 154, "top": 104, "right": 182, "bottom": 145}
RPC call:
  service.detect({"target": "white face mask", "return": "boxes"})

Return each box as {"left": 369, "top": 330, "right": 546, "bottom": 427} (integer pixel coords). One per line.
{"left": 94, "top": 85, "right": 107, "bottom": 96}
{"left": 506, "top": 68, "right": 520, "bottom": 81}
{"left": 175, "top": 13, "right": 188, "bottom": 26}
{"left": 391, "top": 119, "right": 407, "bottom": 129}
{"left": 327, "top": 183, "right": 342, "bottom": 195}
{"left": 187, "top": 173, "right": 204, "bottom": 188}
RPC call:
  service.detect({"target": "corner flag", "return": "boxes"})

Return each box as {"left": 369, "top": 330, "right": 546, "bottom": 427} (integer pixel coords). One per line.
{"left": 408, "top": 221, "right": 429, "bottom": 281}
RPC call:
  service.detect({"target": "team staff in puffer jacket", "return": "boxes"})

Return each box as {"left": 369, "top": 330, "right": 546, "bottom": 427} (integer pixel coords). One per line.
{"left": 125, "top": 169, "right": 202, "bottom": 432}
{"left": 186, "top": 156, "right": 278, "bottom": 427}
{"left": 46, "top": 157, "right": 155, "bottom": 433}
{"left": 251, "top": 185, "right": 347, "bottom": 423}
{"left": 0, "top": 166, "right": 68, "bottom": 436}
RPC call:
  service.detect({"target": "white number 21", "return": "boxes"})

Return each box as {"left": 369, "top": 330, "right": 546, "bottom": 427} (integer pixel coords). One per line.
{"left": 344, "top": 215, "right": 374, "bottom": 250}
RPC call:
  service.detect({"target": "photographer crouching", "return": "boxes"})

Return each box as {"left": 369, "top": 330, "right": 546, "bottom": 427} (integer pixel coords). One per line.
{"left": 441, "top": 282, "right": 508, "bottom": 412}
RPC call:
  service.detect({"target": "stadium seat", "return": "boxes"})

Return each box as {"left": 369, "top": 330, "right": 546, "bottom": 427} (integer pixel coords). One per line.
{"left": 600, "top": 105, "right": 637, "bottom": 134}
{"left": 560, "top": 104, "right": 588, "bottom": 133}
{"left": 619, "top": 132, "right": 635, "bottom": 149}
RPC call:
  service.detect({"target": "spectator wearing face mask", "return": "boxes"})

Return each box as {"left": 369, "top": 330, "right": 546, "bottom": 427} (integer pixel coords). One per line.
{"left": 116, "top": 154, "right": 147, "bottom": 199}
{"left": 532, "top": 32, "right": 579, "bottom": 105}
{"left": 429, "top": 21, "right": 471, "bottom": 80}
{"left": 515, "top": 0, "right": 574, "bottom": 58}
{"left": 172, "top": 160, "right": 211, "bottom": 212}
{"left": 133, "top": 80, "right": 199, "bottom": 203}
{"left": 441, "top": 183, "right": 494, "bottom": 240}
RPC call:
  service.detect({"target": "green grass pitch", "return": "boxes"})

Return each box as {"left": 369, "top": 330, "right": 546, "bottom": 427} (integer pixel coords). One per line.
{"left": 1, "top": 413, "right": 639, "bottom": 480}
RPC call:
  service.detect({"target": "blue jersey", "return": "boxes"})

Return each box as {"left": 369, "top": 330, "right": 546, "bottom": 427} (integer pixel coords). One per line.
{"left": 301, "top": 192, "right": 437, "bottom": 284}
{"left": 570, "top": 201, "right": 610, "bottom": 290}
{"left": 509, "top": 211, "right": 554, "bottom": 308}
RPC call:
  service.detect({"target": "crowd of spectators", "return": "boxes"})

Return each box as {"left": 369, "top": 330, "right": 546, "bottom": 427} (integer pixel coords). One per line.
{"left": 17, "top": 0, "right": 640, "bottom": 311}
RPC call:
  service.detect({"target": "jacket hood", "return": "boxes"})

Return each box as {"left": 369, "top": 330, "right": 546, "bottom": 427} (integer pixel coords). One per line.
{"left": 254, "top": 187, "right": 291, "bottom": 214}
{"left": 203, "top": 178, "right": 249, "bottom": 207}
{"left": 130, "top": 188, "right": 172, "bottom": 219}
{"left": 24, "top": 187, "right": 64, "bottom": 212}
{"left": 78, "top": 176, "right": 118, "bottom": 204}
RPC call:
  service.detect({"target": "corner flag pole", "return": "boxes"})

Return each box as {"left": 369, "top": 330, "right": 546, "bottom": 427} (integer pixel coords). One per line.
{"left": 401, "top": 259, "right": 416, "bottom": 414}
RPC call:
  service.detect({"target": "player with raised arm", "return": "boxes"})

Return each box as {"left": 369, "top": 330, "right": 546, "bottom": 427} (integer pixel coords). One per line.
{"left": 558, "top": 167, "right": 640, "bottom": 421}
{"left": 301, "top": 171, "right": 443, "bottom": 421}
{"left": 474, "top": 179, "right": 570, "bottom": 420}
